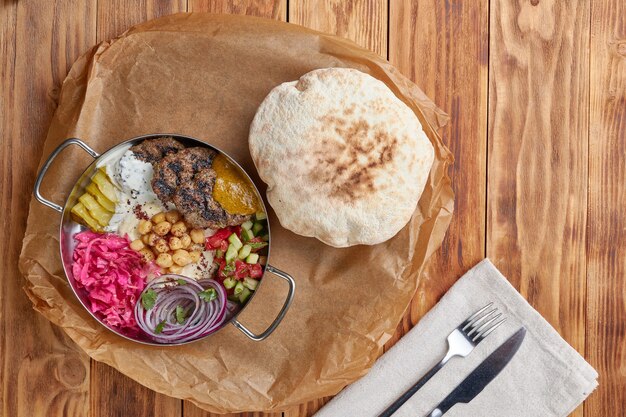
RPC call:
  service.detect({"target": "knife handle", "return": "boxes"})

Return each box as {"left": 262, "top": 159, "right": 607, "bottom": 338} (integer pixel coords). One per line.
{"left": 378, "top": 361, "right": 445, "bottom": 417}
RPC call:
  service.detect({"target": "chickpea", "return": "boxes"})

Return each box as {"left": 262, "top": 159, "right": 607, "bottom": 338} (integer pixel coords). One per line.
{"left": 172, "top": 249, "right": 192, "bottom": 266}
{"left": 151, "top": 212, "right": 166, "bottom": 224}
{"left": 155, "top": 253, "right": 173, "bottom": 268}
{"left": 154, "top": 238, "right": 169, "bottom": 254}
{"left": 168, "top": 236, "right": 183, "bottom": 250}
{"left": 170, "top": 221, "right": 187, "bottom": 237}
{"left": 153, "top": 221, "right": 172, "bottom": 236}
{"left": 137, "top": 219, "right": 153, "bottom": 235}
{"left": 190, "top": 229, "right": 205, "bottom": 244}
{"left": 129, "top": 239, "right": 145, "bottom": 251}
{"left": 146, "top": 232, "right": 160, "bottom": 247}
{"left": 189, "top": 251, "right": 201, "bottom": 263}
{"left": 141, "top": 234, "right": 151, "bottom": 244}
{"left": 180, "top": 233, "right": 192, "bottom": 248}
{"left": 139, "top": 248, "right": 155, "bottom": 262}
{"left": 168, "top": 265, "right": 183, "bottom": 274}
{"left": 165, "top": 210, "right": 181, "bottom": 224}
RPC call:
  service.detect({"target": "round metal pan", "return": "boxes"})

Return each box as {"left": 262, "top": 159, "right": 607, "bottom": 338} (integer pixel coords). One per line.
{"left": 34, "top": 133, "right": 295, "bottom": 346}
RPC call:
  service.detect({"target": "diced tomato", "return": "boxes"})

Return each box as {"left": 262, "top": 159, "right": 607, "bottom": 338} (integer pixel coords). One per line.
{"left": 230, "top": 260, "right": 264, "bottom": 280}
{"left": 206, "top": 236, "right": 223, "bottom": 250}
{"left": 215, "top": 227, "right": 233, "bottom": 240}
{"left": 205, "top": 226, "right": 247, "bottom": 250}
{"left": 249, "top": 263, "right": 263, "bottom": 279}
{"left": 234, "top": 260, "right": 248, "bottom": 280}
{"left": 205, "top": 227, "right": 234, "bottom": 250}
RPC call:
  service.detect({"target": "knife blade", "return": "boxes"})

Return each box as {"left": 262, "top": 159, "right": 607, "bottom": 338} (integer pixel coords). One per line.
{"left": 426, "top": 327, "right": 526, "bottom": 417}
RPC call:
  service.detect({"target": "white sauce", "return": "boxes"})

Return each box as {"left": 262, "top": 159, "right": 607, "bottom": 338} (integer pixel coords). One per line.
{"left": 104, "top": 150, "right": 166, "bottom": 240}
{"left": 115, "top": 150, "right": 159, "bottom": 204}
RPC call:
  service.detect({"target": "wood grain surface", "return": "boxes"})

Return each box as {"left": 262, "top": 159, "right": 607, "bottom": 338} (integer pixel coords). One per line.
{"left": 586, "top": 0, "right": 626, "bottom": 414}
{"left": 289, "top": 0, "right": 387, "bottom": 57}
{"left": 97, "top": 0, "right": 187, "bottom": 40}
{"left": 487, "top": 3, "right": 590, "bottom": 416}
{"left": 1, "top": 0, "right": 624, "bottom": 416}
{"left": 188, "top": 0, "right": 285, "bottom": 19}
{"left": 1, "top": 1, "right": 95, "bottom": 416}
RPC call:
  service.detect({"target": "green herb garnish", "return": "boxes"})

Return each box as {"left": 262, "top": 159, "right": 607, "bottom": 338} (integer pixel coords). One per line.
{"left": 175, "top": 305, "right": 186, "bottom": 324}
{"left": 154, "top": 321, "right": 166, "bottom": 334}
{"left": 141, "top": 289, "right": 157, "bottom": 310}
{"left": 176, "top": 278, "right": 187, "bottom": 285}
{"left": 223, "top": 263, "right": 235, "bottom": 274}
{"left": 199, "top": 288, "right": 217, "bottom": 302}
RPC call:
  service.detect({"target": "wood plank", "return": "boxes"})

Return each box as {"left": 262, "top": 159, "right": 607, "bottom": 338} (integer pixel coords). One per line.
{"left": 90, "top": 365, "right": 182, "bottom": 417}
{"left": 1, "top": 1, "right": 96, "bottom": 416}
{"left": 90, "top": 3, "right": 186, "bottom": 417}
{"left": 281, "top": 398, "right": 332, "bottom": 417}
{"left": 284, "top": 2, "right": 387, "bottom": 416}
{"left": 188, "top": 0, "right": 286, "bottom": 20}
{"left": 289, "top": 0, "right": 388, "bottom": 57}
{"left": 585, "top": 0, "right": 626, "bottom": 415}
{"left": 97, "top": 0, "right": 187, "bottom": 41}
{"left": 385, "top": 0, "right": 489, "bottom": 349}
{"left": 183, "top": 2, "right": 286, "bottom": 416}
{"left": 184, "top": 409, "right": 284, "bottom": 417}
{"left": 487, "top": 1, "right": 590, "bottom": 416}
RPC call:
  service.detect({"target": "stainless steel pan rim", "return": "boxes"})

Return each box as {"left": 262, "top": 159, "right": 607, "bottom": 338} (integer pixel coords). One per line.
{"left": 34, "top": 133, "right": 296, "bottom": 346}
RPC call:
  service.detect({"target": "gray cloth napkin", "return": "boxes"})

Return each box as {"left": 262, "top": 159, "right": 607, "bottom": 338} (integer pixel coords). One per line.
{"left": 314, "top": 259, "right": 598, "bottom": 417}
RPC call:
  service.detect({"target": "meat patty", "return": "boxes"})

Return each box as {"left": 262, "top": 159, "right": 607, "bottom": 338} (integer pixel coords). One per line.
{"left": 173, "top": 168, "right": 251, "bottom": 229}
{"left": 130, "top": 137, "right": 185, "bottom": 163}
{"left": 152, "top": 147, "right": 217, "bottom": 203}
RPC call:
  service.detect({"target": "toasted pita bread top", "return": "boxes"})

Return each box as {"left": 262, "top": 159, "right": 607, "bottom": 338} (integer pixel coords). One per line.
{"left": 249, "top": 68, "right": 434, "bottom": 247}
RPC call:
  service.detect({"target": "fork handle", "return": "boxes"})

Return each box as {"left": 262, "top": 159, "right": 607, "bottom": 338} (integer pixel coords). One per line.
{"left": 378, "top": 360, "right": 445, "bottom": 417}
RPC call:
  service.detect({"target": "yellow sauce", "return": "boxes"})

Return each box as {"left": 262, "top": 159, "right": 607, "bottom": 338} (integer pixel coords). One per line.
{"left": 212, "top": 154, "right": 260, "bottom": 215}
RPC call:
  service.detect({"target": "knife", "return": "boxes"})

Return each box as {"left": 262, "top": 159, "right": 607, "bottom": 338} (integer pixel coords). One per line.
{"left": 426, "top": 327, "right": 526, "bottom": 417}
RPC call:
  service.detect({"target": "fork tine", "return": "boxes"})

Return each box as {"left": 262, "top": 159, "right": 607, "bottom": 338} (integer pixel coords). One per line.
{"left": 463, "top": 308, "right": 498, "bottom": 334}
{"left": 469, "top": 313, "right": 503, "bottom": 340}
{"left": 466, "top": 309, "right": 498, "bottom": 336}
{"left": 461, "top": 303, "right": 493, "bottom": 330}
{"left": 474, "top": 317, "right": 507, "bottom": 342}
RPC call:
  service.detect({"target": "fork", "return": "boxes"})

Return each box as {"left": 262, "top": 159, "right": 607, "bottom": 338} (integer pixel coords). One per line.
{"left": 378, "top": 303, "right": 506, "bottom": 417}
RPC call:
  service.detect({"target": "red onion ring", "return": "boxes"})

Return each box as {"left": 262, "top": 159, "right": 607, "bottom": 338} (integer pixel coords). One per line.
{"left": 135, "top": 275, "right": 229, "bottom": 343}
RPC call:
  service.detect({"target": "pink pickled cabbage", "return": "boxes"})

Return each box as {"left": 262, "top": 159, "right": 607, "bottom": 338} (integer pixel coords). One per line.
{"left": 72, "top": 231, "right": 158, "bottom": 330}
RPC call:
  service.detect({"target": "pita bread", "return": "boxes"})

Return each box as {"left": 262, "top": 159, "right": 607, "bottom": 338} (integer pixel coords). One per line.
{"left": 249, "top": 68, "right": 434, "bottom": 247}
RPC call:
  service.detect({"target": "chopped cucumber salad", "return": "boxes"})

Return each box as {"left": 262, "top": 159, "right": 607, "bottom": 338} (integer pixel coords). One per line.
{"left": 205, "top": 211, "right": 269, "bottom": 304}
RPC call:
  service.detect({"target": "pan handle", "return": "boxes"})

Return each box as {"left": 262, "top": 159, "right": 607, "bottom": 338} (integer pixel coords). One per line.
{"left": 34, "top": 138, "right": 100, "bottom": 212}
{"left": 231, "top": 265, "right": 296, "bottom": 341}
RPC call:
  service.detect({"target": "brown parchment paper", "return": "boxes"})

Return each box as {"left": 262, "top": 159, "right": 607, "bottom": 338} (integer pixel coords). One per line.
{"left": 19, "top": 13, "right": 453, "bottom": 413}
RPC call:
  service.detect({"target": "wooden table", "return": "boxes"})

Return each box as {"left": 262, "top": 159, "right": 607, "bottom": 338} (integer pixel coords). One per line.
{"left": 1, "top": 0, "right": 623, "bottom": 416}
